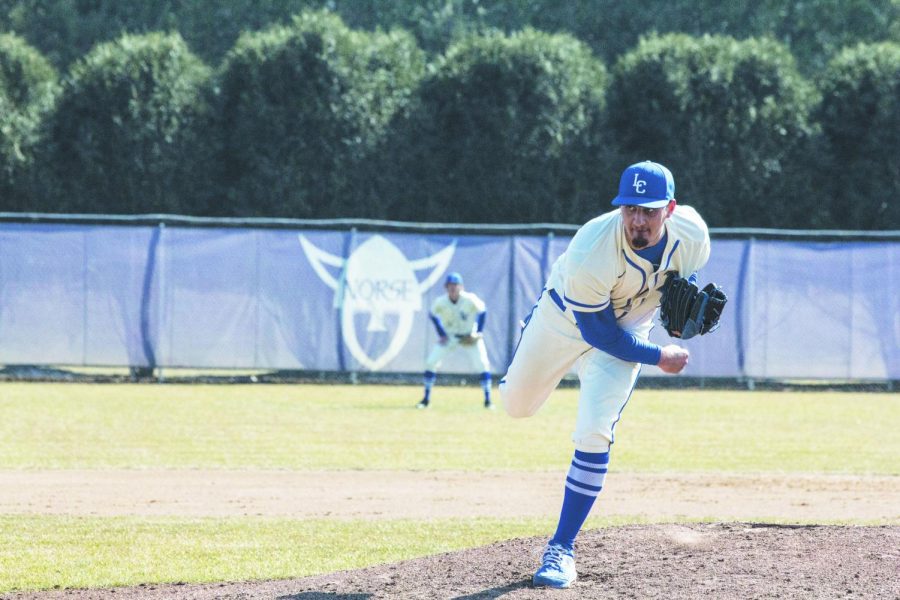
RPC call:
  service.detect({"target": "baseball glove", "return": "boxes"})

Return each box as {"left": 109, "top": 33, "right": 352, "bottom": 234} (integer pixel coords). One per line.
{"left": 457, "top": 333, "right": 482, "bottom": 346}
{"left": 659, "top": 274, "right": 727, "bottom": 340}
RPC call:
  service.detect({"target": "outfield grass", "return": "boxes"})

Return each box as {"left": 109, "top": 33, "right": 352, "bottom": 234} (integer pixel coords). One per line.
{"left": 0, "top": 383, "right": 897, "bottom": 473}
{"left": 0, "top": 514, "right": 576, "bottom": 592}
{"left": 0, "top": 382, "right": 897, "bottom": 592}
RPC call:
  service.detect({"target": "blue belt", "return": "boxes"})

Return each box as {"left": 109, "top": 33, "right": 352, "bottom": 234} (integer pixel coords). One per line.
{"left": 547, "top": 288, "right": 566, "bottom": 312}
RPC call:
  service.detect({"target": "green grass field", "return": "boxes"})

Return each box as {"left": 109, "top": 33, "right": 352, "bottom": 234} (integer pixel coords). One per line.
{"left": 0, "top": 382, "right": 897, "bottom": 593}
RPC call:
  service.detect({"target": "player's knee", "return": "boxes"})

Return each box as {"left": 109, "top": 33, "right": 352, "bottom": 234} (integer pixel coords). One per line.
{"left": 499, "top": 380, "right": 540, "bottom": 418}
{"left": 503, "top": 399, "right": 539, "bottom": 419}
{"left": 573, "top": 433, "right": 611, "bottom": 453}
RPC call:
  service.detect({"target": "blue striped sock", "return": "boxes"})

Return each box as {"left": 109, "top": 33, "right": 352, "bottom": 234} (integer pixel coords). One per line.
{"left": 550, "top": 450, "right": 609, "bottom": 550}
{"left": 480, "top": 371, "right": 491, "bottom": 401}
{"left": 423, "top": 370, "right": 436, "bottom": 401}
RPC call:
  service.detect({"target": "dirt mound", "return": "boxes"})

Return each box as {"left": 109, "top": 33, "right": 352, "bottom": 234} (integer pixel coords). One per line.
{"left": 6, "top": 523, "right": 898, "bottom": 600}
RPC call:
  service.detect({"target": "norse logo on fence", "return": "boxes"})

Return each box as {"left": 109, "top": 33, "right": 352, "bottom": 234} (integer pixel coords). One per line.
{"left": 300, "top": 234, "right": 455, "bottom": 370}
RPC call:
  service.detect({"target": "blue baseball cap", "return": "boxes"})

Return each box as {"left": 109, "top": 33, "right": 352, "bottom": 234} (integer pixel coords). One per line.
{"left": 445, "top": 272, "right": 463, "bottom": 285}
{"left": 611, "top": 160, "right": 675, "bottom": 209}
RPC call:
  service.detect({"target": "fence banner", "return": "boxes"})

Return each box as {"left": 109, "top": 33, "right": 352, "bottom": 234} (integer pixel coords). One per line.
{"left": 0, "top": 222, "right": 897, "bottom": 380}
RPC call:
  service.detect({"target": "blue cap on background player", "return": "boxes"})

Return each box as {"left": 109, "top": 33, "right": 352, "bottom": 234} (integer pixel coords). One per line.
{"left": 445, "top": 272, "right": 463, "bottom": 285}
{"left": 611, "top": 160, "right": 675, "bottom": 209}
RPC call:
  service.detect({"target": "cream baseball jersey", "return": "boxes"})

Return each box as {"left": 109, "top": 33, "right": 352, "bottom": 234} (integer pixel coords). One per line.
{"left": 546, "top": 205, "right": 710, "bottom": 329}
{"left": 430, "top": 290, "right": 486, "bottom": 336}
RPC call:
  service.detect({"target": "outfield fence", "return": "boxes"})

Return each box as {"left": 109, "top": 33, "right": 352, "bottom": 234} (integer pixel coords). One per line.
{"left": 0, "top": 213, "right": 897, "bottom": 382}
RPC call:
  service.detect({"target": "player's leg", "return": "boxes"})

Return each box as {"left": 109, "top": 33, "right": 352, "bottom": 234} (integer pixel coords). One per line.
{"left": 500, "top": 293, "right": 587, "bottom": 419}
{"left": 419, "top": 343, "right": 449, "bottom": 408}
{"left": 554, "top": 351, "right": 641, "bottom": 546}
{"left": 534, "top": 349, "right": 641, "bottom": 588}
{"left": 465, "top": 338, "right": 493, "bottom": 408}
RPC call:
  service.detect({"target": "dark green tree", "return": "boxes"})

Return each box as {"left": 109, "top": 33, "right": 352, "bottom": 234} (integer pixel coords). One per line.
{"left": 35, "top": 32, "right": 213, "bottom": 213}
{"left": 749, "top": 0, "right": 900, "bottom": 74}
{"left": 518, "top": 0, "right": 899, "bottom": 76}
{"left": 312, "top": 1, "right": 900, "bottom": 75}
{"left": 815, "top": 42, "right": 900, "bottom": 229}
{"left": 379, "top": 28, "right": 611, "bottom": 224}
{"left": 1, "top": 0, "right": 181, "bottom": 67}
{"left": 0, "top": 0, "right": 339, "bottom": 67}
{"left": 608, "top": 33, "right": 817, "bottom": 228}
{"left": 0, "top": 33, "right": 58, "bottom": 211}
{"left": 3, "top": 0, "right": 898, "bottom": 74}
{"left": 164, "top": 0, "right": 328, "bottom": 66}
{"left": 215, "top": 10, "right": 425, "bottom": 218}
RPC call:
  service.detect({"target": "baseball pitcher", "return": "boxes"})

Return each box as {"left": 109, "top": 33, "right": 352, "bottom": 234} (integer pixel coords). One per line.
{"left": 500, "top": 160, "right": 726, "bottom": 588}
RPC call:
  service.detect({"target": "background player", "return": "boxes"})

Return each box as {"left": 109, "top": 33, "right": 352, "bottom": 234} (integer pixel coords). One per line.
{"left": 500, "top": 160, "right": 724, "bottom": 588}
{"left": 418, "top": 272, "right": 492, "bottom": 409}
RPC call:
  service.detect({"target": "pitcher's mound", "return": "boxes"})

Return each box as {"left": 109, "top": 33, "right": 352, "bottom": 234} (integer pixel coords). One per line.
{"left": 7, "top": 523, "right": 900, "bottom": 599}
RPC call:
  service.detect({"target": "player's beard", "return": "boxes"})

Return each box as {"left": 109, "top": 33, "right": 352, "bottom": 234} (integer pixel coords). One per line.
{"left": 629, "top": 231, "right": 650, "bottom": 249}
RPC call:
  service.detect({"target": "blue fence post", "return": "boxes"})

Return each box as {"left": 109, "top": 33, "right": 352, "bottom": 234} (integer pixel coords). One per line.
{"left": 335, "top": 227, "right": 358, "bottom": 375}
{"left": 541, "top": 231, "right": 554, "bottom": 285}
{"left": 139, "top": 223, "right": 163, "bottom": 373}
{"left": 81, "top": 228, "right": 89, "bottom": 365}
{"left": 253, "top": 228, "right": 262, "bottom": 369}
{"left": 506, "top": 236, "right": 517, "bottom": 372}
{"left": 734, "top": 237, "right": 753, "bottom": 386}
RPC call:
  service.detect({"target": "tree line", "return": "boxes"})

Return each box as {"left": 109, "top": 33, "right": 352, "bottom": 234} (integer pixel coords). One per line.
{"left": 6, "top": 1, "right": 898, "bottom": 75}
{"left": 1, "top": 9, "right": 898, "bottom": 229}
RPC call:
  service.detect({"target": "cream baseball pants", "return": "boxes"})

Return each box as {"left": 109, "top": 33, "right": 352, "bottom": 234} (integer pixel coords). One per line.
{"left": 499, "top": 291, "right": 647, "bottom": 452}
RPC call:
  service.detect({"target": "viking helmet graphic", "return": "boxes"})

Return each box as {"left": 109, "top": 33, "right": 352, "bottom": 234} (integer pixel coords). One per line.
{"left": 300, "top": 234, "right": 456, "bottom": 370}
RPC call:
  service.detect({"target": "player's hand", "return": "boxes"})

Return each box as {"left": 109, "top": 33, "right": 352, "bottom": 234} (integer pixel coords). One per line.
{"left": 457, "top": 333, "right": 482, "bottom": 346}
{"left": 438, "top": 335, "right": 449, "bottom": 345}
{"left": 658, "top": 344, "right": 690, "bottom": 374}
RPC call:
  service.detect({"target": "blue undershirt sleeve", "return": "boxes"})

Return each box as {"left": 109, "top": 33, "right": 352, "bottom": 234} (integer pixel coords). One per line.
{"left": 430, "top": 314, "right": 448, "bottom": 338}
{"left": 475, "top": 311, "right": 486, "bottom": 333}
{"left": 574, "top": 306, "right": 662, "bottom": 365}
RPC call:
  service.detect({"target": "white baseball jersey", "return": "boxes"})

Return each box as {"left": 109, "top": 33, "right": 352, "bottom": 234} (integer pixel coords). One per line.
{"left": 547, "top": 205, "right": 710, "bottom": 329}
{"left": 501, "top": 204, "right": 711, "bottom": 452}
{"left": 430, "top": 291, "right": 486, "bottom": 337}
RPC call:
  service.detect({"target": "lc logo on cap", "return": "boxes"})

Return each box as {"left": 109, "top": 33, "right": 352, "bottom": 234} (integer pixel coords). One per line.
{"left": 631, "top": 173, "right": 647, "bottom": 194}
{"left": 611, "top": 160, "right": 675, "bottom": 209}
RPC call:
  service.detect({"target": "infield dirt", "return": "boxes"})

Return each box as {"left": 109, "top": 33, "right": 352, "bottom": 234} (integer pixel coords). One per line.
{"left": 4, "top": 523, "right": 898, "bottom": 599}
{"left": 2, "top": 469, "right": 899, "bottom": 599}
{"left": 1, "top": 469, "right": 898, "bottom": 522}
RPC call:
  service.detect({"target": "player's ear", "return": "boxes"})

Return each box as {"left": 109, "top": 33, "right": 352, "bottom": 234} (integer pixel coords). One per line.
{"left": 665, "top": 199, "right": 677, "bottom": 216}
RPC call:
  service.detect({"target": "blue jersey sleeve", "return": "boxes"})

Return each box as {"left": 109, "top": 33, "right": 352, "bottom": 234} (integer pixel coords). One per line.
{"left": 429, "top": 314, "right": 448, "bottom": 338}
{"left": 574, "top": 306, "right": 661, "bottom": 365}
{"left": 475, "top": 311, "right": 486, "bottom": 333}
